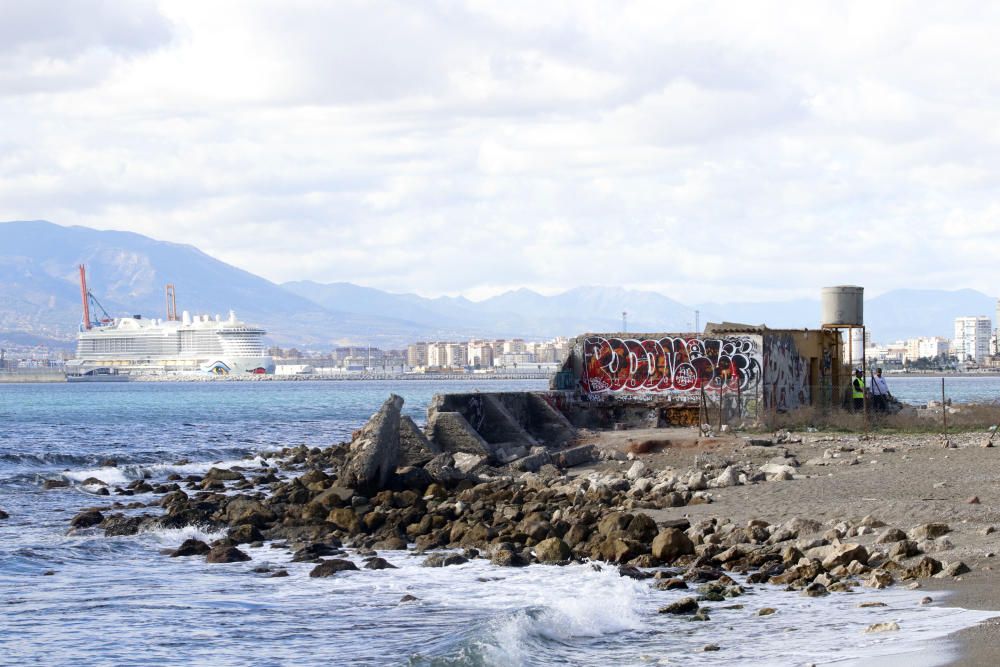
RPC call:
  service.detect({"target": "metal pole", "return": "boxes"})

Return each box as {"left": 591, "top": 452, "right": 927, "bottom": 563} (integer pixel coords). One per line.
{"left": 942, "top": 377, "right": 947, "bottom": 430}
{"left": 718, "top": 382, "right": 724, "bottom": 432}
{"left": 862, "top": 326, "right": 869, "bottom": 434}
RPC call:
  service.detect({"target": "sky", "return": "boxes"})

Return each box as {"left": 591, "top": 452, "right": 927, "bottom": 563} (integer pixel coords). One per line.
{"left": 2, "top": 0, "right": 1000, "bottom": 302}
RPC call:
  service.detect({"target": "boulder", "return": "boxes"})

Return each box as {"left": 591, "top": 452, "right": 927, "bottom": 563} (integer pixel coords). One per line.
{"left": 309, "top": 558, "right": 360, "bottom": 577}
{"left": 491, "top": 544, "right": 528, "bottom": 567}
{"left": 820, "top": 544, "right": 868, "bottom": 570}
{"left": 101, "top": 514, "right": 149, "bottom": 536}
{"left": 875, "top": 528, "right": 907, "bottom": 544}
{"left": 709, "top": 467, "right": 740, "bottom": 488}
{"left": 206, "top": 545, "right": 251, "bottom": 563}
{"left": 341, "top": 394, "right": 404, "bottom": 494}
{"left": 292, "top": 543, "right": 342, "bottom": 562}
{"left": 652, "top": 528, "right": 695, "bottom": 562}
{"left": 228, "top": 524, "right": 264, "bottom": 544}
{"left": 70, "top": 509, "right": 104, "bottom": 529}
{"left": 0, "top": 508, "right": 8, "bottom": 520}
{"left": 888, "top": 540, "right": 920, "bottom": 559}
{"left": 902, "top": 556, "right": 943, "bottom": 580}
{"left": 422, "top": 553, "right": 469, "bottom": 567}
{"left": 626, "top": 461, "right": 647, "bottom": 481}
{"left": 801, "top": 582, "right": 828, "bottom": 597}
{"left": 327, "top": 507, "right": 362, "bottom": 534}
{"left": 170, "top": 538, "right": 211, "bottom": 557}
{"left": 935, "top": 561, "right": 971, "bottom": 578}
{"left": 423, "top": 453, "right": 467, "bottom": 487}
{"left": 364, "top": 557, "right": 397, "bottom": 570}
{"left": 910, "top": 523, "right": 950, "bottom": 540}
{"left": 534, "top": 537, "right": 571, "bottom": 563}
{"left": 221, "top": 497, "right": 276, "bottom": 527}
{"left": 42, "top": 479, "right": 69, "bottom": 490}
{"left": 204, "top": 467, "right": 245, "bottom": 482}
{"left": 658, "top": 597, "right": 699, "bottom": 614}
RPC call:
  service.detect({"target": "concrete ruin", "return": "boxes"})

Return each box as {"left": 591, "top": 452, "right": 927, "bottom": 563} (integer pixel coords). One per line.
{"left": 551, "top": 325, "right": 844, "bottom": 429}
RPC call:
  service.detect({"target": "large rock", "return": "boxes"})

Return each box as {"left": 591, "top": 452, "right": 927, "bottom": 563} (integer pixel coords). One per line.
{"left": 309, "top": 559, "right": 360, "bottom": 577}
{"left": 534, "top": 537, "right": 571, "bottom": 563}
{"left": 70, "top": 509, "right": 104, "bottom": 529}
{"left": 658, "top": 597, "right": 699, "bottom": 614}
{"left": 910, "top": 523, "right": 951, "bottom": 540}
{"left": 170, "top": 538, "right": 211, "bottom": 557}
{"left": 220, "top": 496, "right": 276, "bottom": 527}
{"left": 423, "top": 453, "right": 467, "bottom": 486}
{"left": 820, "top": 543, "right": 868, "bottom": 570}
{"left": 341, "top": 394, "right": 404, "bottom": 493}
{"left": 206, "top": 545, "right": 251, "bottom": 563}
{"left": 651, "top": 528, "right": 695, "bottom": 562}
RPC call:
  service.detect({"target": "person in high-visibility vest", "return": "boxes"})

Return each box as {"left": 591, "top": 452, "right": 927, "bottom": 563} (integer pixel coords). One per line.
{"left": 852, "top": 368, "right": 865, "bottom": 412}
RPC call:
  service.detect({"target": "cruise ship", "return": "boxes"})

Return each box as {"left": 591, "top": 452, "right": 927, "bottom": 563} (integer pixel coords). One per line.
{"left": 67, "top": 266, "right": 275, "bottom": 376}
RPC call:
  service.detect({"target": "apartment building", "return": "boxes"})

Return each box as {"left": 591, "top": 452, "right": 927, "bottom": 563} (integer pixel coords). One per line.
{"left": 953, "top": 316, "right": 992, "bottom": 363}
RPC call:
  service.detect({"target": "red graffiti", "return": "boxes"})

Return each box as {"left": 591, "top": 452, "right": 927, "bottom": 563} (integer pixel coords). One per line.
{"left": 581, "top": 336, "right": 762, "bottom": 396}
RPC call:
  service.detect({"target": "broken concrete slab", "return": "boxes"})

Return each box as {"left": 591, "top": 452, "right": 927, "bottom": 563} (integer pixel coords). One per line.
{"left": 340, "top": 394, "right": 403, "bottom": 494}
{"left": 399, "top": 415, "right": 441, "bottom": 467}
{"left": 426, "top": 411, "right": 494, "bottom": 458}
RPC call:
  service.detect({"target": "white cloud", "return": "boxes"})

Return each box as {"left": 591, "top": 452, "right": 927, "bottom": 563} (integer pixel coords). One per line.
{"left": 2, "top": 1, "right": 1000, "bottom": 302}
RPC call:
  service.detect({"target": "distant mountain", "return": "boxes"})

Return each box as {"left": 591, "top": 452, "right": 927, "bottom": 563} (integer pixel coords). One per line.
{"left": 0, "top": 220, "right": 433, "bottom": 347}
{"left": 696, "top": 289, "right": 997, "bottom": 342}
{"left": 1, "top": 220, "right": 995, "bottom": 348}
{"left": 866, "top": 289, "right": 996, "bottom": 342}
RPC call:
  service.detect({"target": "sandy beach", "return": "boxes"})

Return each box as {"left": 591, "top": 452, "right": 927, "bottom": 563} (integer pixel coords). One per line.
{"left": 569, "top": 426, "right": 1000, "bottom": 665}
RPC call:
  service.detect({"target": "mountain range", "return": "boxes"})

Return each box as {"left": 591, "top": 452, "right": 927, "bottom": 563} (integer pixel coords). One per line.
{"left": 0, "top": 220, "right": 994, "bottom": 349}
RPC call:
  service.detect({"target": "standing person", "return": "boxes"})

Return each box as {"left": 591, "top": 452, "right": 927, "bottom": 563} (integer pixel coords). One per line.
{"left": 871, "top": 367, "right": 890, "bottom": 413}
{"left": 852, "top": 368, "right": 865, "bottom": 412}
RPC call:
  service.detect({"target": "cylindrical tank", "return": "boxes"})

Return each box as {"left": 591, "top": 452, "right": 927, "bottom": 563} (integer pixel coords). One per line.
{"left": 821, "top": 286, "right": 863, "bottom": 326}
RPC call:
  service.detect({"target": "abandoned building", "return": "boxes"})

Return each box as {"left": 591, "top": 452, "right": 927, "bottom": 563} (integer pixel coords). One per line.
{"left": 551, "top": 324, "right": 845, "bottom": 428}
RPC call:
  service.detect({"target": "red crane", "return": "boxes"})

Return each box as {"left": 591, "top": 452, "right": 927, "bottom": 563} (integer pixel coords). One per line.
{"left": 79, "top": 264, "right": 92, "bottom": 331}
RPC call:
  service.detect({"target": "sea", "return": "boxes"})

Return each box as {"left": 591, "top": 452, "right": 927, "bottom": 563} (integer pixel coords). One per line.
{"left": 0, "top": 379, "right": 996, "bottom": 667}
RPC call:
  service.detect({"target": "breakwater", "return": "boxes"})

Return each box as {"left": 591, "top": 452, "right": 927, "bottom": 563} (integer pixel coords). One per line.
{"left": 0, "top": 370, "right": 65, "bottom": 383}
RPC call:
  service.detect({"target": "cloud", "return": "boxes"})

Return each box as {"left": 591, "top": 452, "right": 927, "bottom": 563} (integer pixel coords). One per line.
{"left": 3, "top": 1, "right": 1000, "bottom": 304}
{"left": 0, "top": 0, "right": 173, "bottom": 95}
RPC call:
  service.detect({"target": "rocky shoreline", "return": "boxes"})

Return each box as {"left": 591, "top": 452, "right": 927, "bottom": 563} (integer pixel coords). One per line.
{"left": 42, "top": 392, "right": 996, "bottom": 657}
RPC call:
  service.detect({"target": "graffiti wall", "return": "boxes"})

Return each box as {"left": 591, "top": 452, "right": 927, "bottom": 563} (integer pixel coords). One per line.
{"left": 580, "top": 335, "right": 763, "bottom": 398}
{"left": 763, "top": 334, "right": 810, "bottom": 411}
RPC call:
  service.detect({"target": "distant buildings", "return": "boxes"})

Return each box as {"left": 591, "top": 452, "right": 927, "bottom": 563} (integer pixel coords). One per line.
{"left": 953, "top": 316, "right": 992, "bottom": 363}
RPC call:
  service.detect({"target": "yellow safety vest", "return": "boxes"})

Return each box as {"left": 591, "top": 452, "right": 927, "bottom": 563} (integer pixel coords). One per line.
{"left": 852, "top": 376, "right": 865, "bottom": 399}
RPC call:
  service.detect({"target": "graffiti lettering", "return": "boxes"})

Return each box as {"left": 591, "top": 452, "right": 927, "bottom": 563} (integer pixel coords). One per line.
{"left": 581, "top": 335, "right": 762, "bottom": 396}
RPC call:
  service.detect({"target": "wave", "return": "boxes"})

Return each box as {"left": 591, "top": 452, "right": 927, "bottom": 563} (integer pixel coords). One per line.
{"left": 409, "top": 565, "right": 645, "bottom": 666}
{"left": 59, "top": 456, "right": 267, "bottom": 488}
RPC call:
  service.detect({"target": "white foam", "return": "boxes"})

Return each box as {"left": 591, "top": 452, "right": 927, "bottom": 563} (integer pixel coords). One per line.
{"left": 62, "top": 456, "right": 266, "bottom": 488}
{"left": 140, "top": 525, "right": 227, "bottom": 546}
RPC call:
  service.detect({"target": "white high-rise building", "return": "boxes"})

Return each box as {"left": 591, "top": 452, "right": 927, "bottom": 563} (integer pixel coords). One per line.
{"left": 953, "top": 316, "right": 992, "bottom": 363}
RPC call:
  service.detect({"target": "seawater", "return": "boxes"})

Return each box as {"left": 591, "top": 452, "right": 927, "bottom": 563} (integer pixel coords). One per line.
{"left": 0, "top": 380, "right": 994, "bottom": 666}
{"left": 887, "top": 376, "right": 1000, "bottom": 405}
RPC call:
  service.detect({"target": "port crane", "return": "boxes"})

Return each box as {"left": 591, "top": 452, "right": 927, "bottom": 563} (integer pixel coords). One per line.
{"left": 78, "top": 265, "right": 113, "bottom": 330}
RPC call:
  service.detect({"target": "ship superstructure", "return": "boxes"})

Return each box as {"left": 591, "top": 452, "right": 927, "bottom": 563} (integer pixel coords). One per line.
{"left": 68, "top": 266, "right": 274, "bottom": 375}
